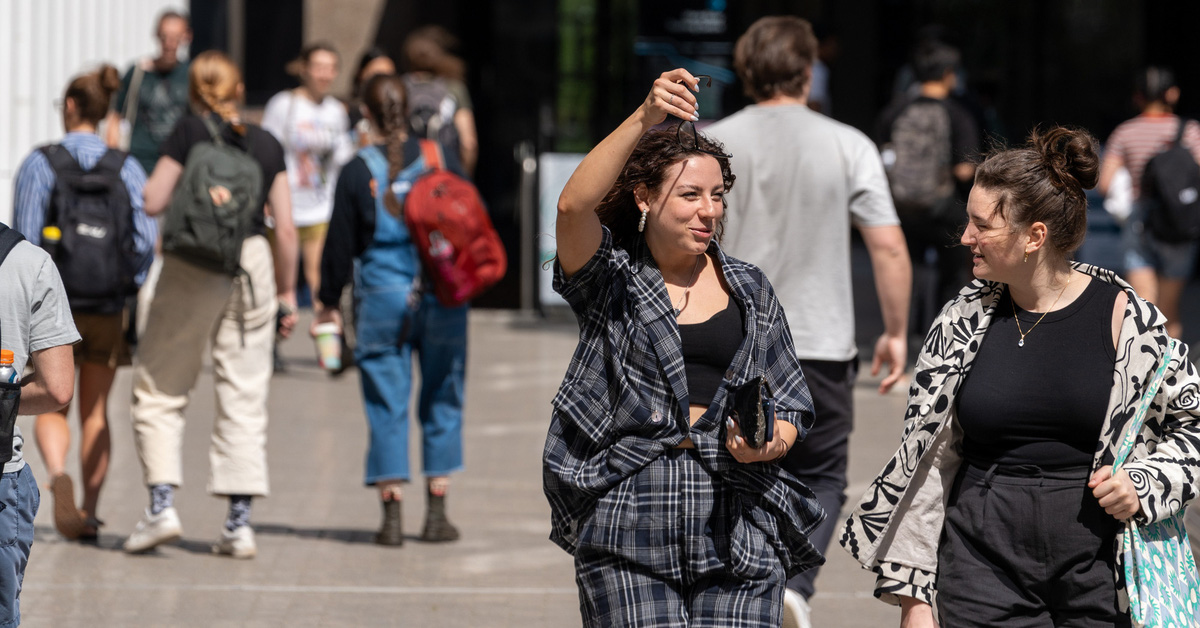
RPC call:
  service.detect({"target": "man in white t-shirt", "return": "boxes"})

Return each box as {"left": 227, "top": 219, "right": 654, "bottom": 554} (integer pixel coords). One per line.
{"left": 261, "top": 42, "right": 356, "bottom": 308}
{"left": 706, "top": 16, "right": 912, "bottom": 628}
{"left": 0, "top": 225, "right": 79, "bottom": 625}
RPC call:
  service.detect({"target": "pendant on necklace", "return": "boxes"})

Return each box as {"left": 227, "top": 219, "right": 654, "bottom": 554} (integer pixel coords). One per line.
{"left": 673, "top": 308, "right": 681, "bottom": 317}
{"left": 1018, "top": 337, "right": 1025, "bottom": 347}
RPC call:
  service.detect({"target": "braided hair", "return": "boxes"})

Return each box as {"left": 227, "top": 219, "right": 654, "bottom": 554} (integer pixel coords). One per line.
{"left": 361, "top": 73, "right": 409, "bottom": 217}
{"left": 189, "top": 51, "right": 246, "bottom": 135}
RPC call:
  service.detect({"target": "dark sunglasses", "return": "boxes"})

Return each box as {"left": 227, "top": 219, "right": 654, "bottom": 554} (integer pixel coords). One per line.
{"left": 674, "top": 76, "right": 730, "bottom": 159}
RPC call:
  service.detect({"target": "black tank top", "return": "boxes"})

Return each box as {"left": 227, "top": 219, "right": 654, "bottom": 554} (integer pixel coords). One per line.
{"left": 679, "top": 296, "right": 745, "bottom": 408}
{"left": 955, "top": 277, "right": 1121, "bottom": 469}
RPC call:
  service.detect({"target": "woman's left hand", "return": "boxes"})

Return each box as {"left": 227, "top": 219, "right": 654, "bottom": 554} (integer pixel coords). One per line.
{"left": 725, "top": 417, "right": 789, "bottom": 464}
{"left": 1089, "top": 465, "right": 1142, "bottom": 521}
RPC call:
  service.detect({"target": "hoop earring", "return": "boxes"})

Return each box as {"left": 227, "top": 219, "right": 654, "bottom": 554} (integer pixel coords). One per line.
{"left": 638, "top": 208, "right": 648, "bottom": 233}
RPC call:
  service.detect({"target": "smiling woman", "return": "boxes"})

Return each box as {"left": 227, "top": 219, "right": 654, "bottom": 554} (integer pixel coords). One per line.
{"left": 545, "top": 68, "right": 822, "bottom": 627}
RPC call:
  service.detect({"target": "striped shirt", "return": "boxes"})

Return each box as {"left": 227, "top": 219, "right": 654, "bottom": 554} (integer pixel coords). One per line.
{"left": 1106, "top": 114, "right": 1200, "bottom": 198}
{"left": 12, "top": 132, "right": 156, "bottom": 283}
{"left": 544, "top": 227, "right": 825, "bottom": 577}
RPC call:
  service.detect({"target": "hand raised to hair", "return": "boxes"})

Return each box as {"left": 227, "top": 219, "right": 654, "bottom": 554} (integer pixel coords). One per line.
{"left": 639, "top": 69, "right": 701, "bottom": 127}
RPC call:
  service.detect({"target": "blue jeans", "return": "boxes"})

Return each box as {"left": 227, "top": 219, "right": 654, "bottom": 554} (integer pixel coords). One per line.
{"left": 355, "top": 285, "right": 467, "bottom": 484}
{"left": 0, "top": 465, "right": 38, "bottom": 627}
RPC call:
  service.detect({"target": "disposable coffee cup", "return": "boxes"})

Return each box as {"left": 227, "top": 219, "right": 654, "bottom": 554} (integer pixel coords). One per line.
{"left": 313, "top": 323, "right": 342, "bottom": 371}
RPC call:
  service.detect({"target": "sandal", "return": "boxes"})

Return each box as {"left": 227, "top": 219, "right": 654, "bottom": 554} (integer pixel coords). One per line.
{"left": 50, "top": 474, "right": 86, "bottom": 540}
{"left": 78, "top": 511, "right": 104, "bottom": 541}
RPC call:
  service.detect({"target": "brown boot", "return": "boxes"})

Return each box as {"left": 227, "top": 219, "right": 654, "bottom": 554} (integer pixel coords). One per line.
{"left": 374, "top": 499, "right": 403, "bottom": 546}
{"left": 420, "top": 493, "right": 460, "bottom": 542}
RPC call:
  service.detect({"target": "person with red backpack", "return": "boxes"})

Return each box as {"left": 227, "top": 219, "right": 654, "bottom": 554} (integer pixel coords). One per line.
{"left": 13, "top": 64, "right": 157, "bottom": 542}
{"left": 315, "top": 73, "right": 485, "bottom": 546}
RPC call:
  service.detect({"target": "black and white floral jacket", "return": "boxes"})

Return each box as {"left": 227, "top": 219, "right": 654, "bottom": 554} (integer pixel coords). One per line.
{"left": 840, "top": 262, "right": 1200, "bottom": 606}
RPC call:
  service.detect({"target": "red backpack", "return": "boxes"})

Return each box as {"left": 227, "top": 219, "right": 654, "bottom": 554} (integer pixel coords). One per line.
{"left": 404, "top": 141, "right": 507, "bottom": 306}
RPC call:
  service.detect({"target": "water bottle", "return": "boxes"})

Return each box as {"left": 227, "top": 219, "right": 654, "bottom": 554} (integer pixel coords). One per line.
{"left": 0, "top": 350, "right": 18, "bottom": 384}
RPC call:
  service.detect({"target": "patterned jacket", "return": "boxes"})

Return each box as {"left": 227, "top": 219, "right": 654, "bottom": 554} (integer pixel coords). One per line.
{"left": 544, "top": 227, "right": 826, "bottom": 577}
{"left": 840, "top": 262, "right": 1200, "bottom": 606}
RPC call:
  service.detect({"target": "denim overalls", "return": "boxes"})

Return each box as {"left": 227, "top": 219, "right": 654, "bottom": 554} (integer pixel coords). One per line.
{"left": 355, "top": 146, "right": 467, "bottom": 484}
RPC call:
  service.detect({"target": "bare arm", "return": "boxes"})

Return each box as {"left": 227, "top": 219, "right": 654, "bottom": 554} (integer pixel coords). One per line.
{"left": 103, "top": 111, "right": 123, "bottom": 148}
{"left": 143, "top": 156, "right": 184, "bottom": 216}
{"left": 860, "top": 224, "right": 912, "bottom": 393}
{"left": 1098, "top": 151, "right": 1125, "bottom": 197}
{"left": 453, "top": 108, "right": 479, "bottom": 179}
{"left": 899, "top": 597, "right": 938, "bottom": 628}
{"left": 266, "top": 171, "right": 299, "bottom": 338}
{"left": 556, "top": 68, "right": 701, "bottom": 276}
{"left": 19, "top": 344, "right": 74, "bottom": 415}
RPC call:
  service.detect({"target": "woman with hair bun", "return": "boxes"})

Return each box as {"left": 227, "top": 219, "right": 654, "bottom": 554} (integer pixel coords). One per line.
{"left": 124, "top": 51, "right": 298, "bottom": 559}
{"left": 12, "top": 63, "right": 157, "bottom": 541}
{"left": 843, "top": 126, "right": 1200, "bottom": 626}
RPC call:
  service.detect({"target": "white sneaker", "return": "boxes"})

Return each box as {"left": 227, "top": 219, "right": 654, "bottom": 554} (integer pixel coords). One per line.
{"left": 212, "top": 525, "right": 256, "bottom": 559}
{"left": 782, "top": 589, "right": 812, "bottom": 628}
{"left": 123, "top": 507, "right": 182, "bottom": 553}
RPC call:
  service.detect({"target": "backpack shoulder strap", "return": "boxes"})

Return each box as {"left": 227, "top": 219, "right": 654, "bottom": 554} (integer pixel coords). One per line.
{"left": 201, "top": 115, "right": 227, "bottom": 147}
{"left": 358, "top": 145, "right": 388, "bottom": 181}
{"left": 1175, "top": 118, "right": 1189, "bottom": 146}
{"left": 0, "top": 225, "right": 26, "bottom": 269}
{"left": 418, "top": 139, "right": 443, "bottom": 171}
{"left": 94, "top": 149, "right": 128, "bottom": 176}
{"left": 38, "top": 144, "right": 84, "bottom": 176}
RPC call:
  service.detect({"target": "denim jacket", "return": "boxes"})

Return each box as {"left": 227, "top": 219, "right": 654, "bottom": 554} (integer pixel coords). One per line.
{"left": 544, "top": 227, "right": 826, "bottom": 577}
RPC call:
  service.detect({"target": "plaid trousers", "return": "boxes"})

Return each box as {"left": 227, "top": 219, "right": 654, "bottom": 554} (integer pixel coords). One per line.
{"left": 573, "top": 448, "right": 784, "bottom": 627}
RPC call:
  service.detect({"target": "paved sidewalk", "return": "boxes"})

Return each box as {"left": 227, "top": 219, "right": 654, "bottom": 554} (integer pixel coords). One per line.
{"left": 18, "top": 309, "right": 905, "bottom": 627}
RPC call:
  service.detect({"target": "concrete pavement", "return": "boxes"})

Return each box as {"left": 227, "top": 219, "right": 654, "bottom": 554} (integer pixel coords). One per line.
{"left": 18, "top": 307, "right": 908, "bottom": 627}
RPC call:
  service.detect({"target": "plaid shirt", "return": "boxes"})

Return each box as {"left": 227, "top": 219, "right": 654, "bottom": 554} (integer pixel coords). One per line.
{"left": 544, "top": 227, "right": 826, "bottom": 577}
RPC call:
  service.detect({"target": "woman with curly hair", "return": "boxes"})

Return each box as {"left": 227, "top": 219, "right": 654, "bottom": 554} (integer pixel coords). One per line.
{"left": 545, "top": 68, "right": 824, "bottom": 626}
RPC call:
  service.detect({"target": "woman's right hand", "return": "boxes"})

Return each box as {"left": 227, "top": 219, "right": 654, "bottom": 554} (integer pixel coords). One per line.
{"left": 310, "top": 306, "right": 343, "bottom": 337}
{"left": 899, "top": 597, "right": 938, "bottom": 628}
{"left": 639, "top": 69, "right": 702, "bottom": 127}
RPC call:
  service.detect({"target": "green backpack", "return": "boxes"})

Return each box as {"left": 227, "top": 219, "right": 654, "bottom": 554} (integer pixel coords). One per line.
{"left": 162, "top": 116, "right": 262, "bottom": 275}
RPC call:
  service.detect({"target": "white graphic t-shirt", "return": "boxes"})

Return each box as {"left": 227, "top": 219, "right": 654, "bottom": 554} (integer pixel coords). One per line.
{"left": 261, "top": 90, "right": 355, "bottom": 227}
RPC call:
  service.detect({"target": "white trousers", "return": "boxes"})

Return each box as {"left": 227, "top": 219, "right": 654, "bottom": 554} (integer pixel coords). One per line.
{"left": 130, "top": 236, "right": 276, "bottom": 496}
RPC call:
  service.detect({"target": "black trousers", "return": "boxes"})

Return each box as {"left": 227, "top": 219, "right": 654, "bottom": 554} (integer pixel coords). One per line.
{"left": 937, "top": 462, "right": 1130, "bottom": 627}
{"left": 783, "top": 359, "right": 856, "bottom": 599}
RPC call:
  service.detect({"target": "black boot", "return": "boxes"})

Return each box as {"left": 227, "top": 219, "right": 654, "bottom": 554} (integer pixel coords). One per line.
{"left": 420, "top": 492, "right": 460, "bottom": 542}
{"left": 375, "top": 499, "right": 403, "bottom": 546}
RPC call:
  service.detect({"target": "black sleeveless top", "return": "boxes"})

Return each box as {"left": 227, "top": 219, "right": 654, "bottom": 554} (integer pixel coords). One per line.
{"left": 955, "top": 277, "right": 1121, "bottom": 469}
{"left": 679, "top": 296, "right": 746, "bottom": 408}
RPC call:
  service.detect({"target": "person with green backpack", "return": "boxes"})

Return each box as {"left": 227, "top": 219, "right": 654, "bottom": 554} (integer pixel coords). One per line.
{"left": 123, "top": 51, "right": 298, "bottom": 560}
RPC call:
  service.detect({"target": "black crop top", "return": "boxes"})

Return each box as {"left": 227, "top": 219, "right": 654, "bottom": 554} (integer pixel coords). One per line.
{"left": 955, "top": 278, "right": 1120, "bottom": 469}
{"left": 679, "top": 296, "right": 746, "bottom": 408}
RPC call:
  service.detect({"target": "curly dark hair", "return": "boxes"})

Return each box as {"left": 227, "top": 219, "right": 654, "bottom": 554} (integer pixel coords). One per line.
{"left": 595, "top": 127, "right": 735, "bottom": 251}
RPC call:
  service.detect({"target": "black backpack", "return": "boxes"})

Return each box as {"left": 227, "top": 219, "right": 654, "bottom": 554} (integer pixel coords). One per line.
{"left": 0, "top": 225, "right": 24, "bottom": 465}
{"left": 1143, "top": 119, "right": 1200, "bottom": 243}
{"left": 39, "top": 145, "right": 139, "bottom": 314}
{"left": 883, "top": 97, "right": 956, "bottom": 216}
{"left": 401, "top": 73, "right": 463, "bottom": 164}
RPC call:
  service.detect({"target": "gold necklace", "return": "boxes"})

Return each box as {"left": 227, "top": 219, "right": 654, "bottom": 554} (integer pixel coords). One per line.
{"left": 1011, "top": 273, "right": 1071, "bottom": 347}
{"left": 671, "top": 256, "right": 703, "bottom": 318}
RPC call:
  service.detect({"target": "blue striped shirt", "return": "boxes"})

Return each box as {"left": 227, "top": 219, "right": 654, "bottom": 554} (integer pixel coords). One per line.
{"left": 12, "top": 131, "right": 156, "bottom": 283}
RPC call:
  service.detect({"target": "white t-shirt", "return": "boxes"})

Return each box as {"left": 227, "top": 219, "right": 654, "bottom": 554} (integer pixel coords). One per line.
{"left": 0, "top": 239, "right": 80, "bottom": 473}
{"left": 706, "top": 104, "right": 899, "bottom": 362}
{"left": 261, "top": 90, "right": 355, "bottom": 227}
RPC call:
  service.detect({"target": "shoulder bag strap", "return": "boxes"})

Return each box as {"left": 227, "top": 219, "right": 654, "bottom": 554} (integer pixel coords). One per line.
{"left": 1114, "top": 338, "right": 1178, "bottom": 471}
{"left": 124, "top": 62, "right": 147, "bottom": 126}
